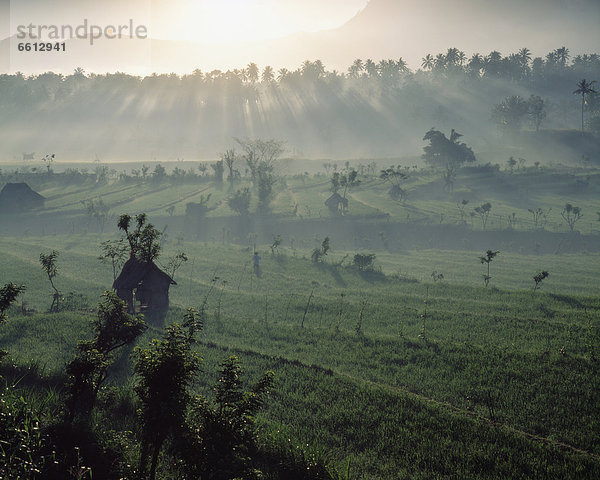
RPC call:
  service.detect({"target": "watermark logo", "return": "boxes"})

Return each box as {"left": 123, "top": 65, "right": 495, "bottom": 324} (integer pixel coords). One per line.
{"left": 5, "top": 0, "right": 153, "bottom": 74}
{"left": 16, "top": 19, "right": 148, "bottom": 46}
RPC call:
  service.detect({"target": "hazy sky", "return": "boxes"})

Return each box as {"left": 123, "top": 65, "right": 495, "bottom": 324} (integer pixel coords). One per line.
{"left": 1, "top": 0, "right": 369, "bottom": 42}
{"left": 152, "top": 0, "right": 369, "bottom": 43}
{"left": 1, "top": 0, "right": 598, "bottom": 75}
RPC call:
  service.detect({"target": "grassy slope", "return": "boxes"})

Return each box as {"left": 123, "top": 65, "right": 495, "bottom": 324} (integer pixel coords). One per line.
{"left": 1, "top": 236, "right": 599, "bottom": 477}
{"left": 1, "top": 166, "right": 599, "bottom": 478}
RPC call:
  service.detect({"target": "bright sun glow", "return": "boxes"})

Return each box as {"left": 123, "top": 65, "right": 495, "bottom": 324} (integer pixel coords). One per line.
{"left": 160, "top": 0, "right": 368, "bottom": 44}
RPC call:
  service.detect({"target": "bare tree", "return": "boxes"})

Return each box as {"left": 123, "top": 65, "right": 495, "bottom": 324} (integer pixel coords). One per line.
{"left": 221, "top": 149, "right": 238, "bottom": 190}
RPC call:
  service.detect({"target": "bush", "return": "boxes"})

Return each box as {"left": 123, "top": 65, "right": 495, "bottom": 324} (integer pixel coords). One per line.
{"left": 353, "top": 253, "right": 376, "bottom": 271}
{"left": 228, "top": 188, "right": 251, "bottom": 216}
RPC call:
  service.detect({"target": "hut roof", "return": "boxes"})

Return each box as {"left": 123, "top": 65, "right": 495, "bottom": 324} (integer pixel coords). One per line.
{"left": 113, "top": 256, "right": 176, "bottom": 291}
{"left": 325, "top": 192, "right": 348, "bottom": 207}
{"left": 0, "top": 183, "right": 45, "bottom": 210}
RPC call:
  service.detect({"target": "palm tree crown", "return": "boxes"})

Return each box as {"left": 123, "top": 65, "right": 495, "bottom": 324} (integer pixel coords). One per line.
{"left": 573, "top": 79, "right": 597, "bottom": 132}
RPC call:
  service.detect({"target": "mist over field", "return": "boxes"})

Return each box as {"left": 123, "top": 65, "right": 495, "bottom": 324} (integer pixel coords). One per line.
{"left": 1, "top": 1, "right": 600, "bottom": 479}
{"left": 1, "top": 46, "right": 600, "bottom": 162}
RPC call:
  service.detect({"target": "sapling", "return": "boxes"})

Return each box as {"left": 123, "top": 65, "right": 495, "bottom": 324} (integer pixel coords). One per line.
{"left": 283, "top": 293, "right": 295, "bottom": 323}
{"left": 270, "top": 235, "right": 282, "bottom": 255}
{"left": 214, "top": 279, "right": 227, "bottom": 325}
{"left": 533, "top": 271, "right": 549, "bottom": 293}
{"left": 134, "top": 309, "right": 202, "bottom": 480}
{"left": 66, "top": 291, "right": 146, "bottom": 421}
{"left": 165, "top": 251, "right": 188, "bottom": 281}
{"left": 506, "top": 212, "right": 517, "bottom": 229}
{"left": 311, "top": 236, "right": 330, "bottom": 263}
{"left": 474, "top": 202, "right": 492, "bottom": 230}
{"left": 263, "top": 290, "right": 269, "bottom": 329}
{"left": 419, "top": 285, "right": 430, "bottom": 340}
{"left": 457, "top": 199, "right": 469, "bottom": 224}
{"left": 431, "top": 271, "right": 444, "bottom": 282}
{"left": 98, "top": 239, "right": 128, "bottom": 282}
{"left": 528, "top": 207, "right": 551, "bottom": 229}
{"left": 39, "top": 250, "right": 60, "bottom": 312}
{"left": 236, "top": 262, "right": 247, "bottom": 291}
{"left": 301, "top": 287, "right": 315, "bottom": 328}
{"left": 479, "top": 250, "right": 499, "bottom": 287}
{"left": 336, "top": 292, "right": 346, "bottom": 332}
{"left": 355, "top": 298, "right": 368, "bottom": 336}
{"left": 0, "top": 283, "right": 25, "bottom": 359}
{"left": 561, "top": 203, "right": 582, "bottom": 232}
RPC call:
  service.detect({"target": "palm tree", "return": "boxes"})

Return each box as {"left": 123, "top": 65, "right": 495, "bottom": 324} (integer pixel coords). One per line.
{"left": 397, "top": 57, "right": 409, "bottom": 75}
{"left": 573, "top": 79, "right": 597, "bottom": 132}
{"left": 445, "top": 47, "right": 459, "bottom": 66}
{"left": 554, "top": 47, "right": 570, "bottom": 67}
{"left": 484, "top": 51, "right": 502, "bottom": 77}
{"left": 421, "top": 54, "right": 434, "bottom": 71}
{"left": 518, "top": 47, "right": 531, "bottom": 66}
{"left": 348, "top": 59, "right": 364, "bottom": 79}
{"left": 277, "top": 68, "right": 289, "bottom": 82}
{"left": 434, "top": 53, "right": 446, "bottom": 73}
{"left": 261, "top": 66, "right": 274, "bottom": 83}
{"left": 246, "top": 63, "right": 259, "bottom": 83}
{"left": 467, "top": 53, "right": 483, "bottom": 78}
{"left": 364, "top": 59, "right": 378, "bottom": 77}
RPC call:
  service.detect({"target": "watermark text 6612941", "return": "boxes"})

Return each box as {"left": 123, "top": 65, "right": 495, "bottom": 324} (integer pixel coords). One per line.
{"left": 17, "top": 42, "right": 66, "bottom": 52}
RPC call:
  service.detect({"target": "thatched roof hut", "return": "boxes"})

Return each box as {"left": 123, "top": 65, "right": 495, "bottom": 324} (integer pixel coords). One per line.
{"left": 113, "top": 255, "right": 176, "bottom": 314}
{"left": 0, "top": 183, "right": 45, "bottom": 212}
{"left": 325, "top": 192, "right": 348, "bottom": 215}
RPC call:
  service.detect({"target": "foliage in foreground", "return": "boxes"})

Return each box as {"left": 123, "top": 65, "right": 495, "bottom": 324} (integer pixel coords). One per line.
{"left": 1, "top": 294, "right": 319, "bottom": 480}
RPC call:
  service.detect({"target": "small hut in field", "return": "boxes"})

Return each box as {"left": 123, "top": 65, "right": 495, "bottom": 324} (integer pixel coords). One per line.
{"left": 113, "top": 254, "right": 176, "bottom": 314}
{"left": 0, "top": 183, "right": 45, "bottom": 212}
{"left": 325, "top": 192, "right": 348, "bottom": 216}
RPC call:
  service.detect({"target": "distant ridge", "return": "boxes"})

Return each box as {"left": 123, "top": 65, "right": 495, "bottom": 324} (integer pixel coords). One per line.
{"left": 1, "top": 0, "right": 599, "bottom": 74}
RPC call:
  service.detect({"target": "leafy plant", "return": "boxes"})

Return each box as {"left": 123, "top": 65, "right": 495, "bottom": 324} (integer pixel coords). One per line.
{"left": 431, "top": 271, "right": 444, "bottom": 282}
{"left": 270, "top": 235, "right": 282, "bottom": 255}
{"left": 134, "top": 309, "right": 202, "bottom": 480}
{"left": 528, "top": 207, "right": 551, "bottom": 229}
{"left": 98, "top": 239, "right": 128, "bottom": 282}
{"left": 457, "top": 199, "right": 469, "bottom": 224}
{"left": 533, "top": 271, "right": 549, "bottom": 293}
{"left": 355, "top": 298, "right": 368, "bottom": 336}
{"left": 353, "top": 253, "right": 376, "bottom": 271}
{"left": 0, "top": 283, "right": 26, "bottom": 359}
{"left": 165, "top": 251, "right": 188, "bottom": 281}
{"left": 0, "top": 388, "right": 54, "bottom": 478}
{"left": 474, "top": 202, "right": 492, "bottom": 230}
{"left": 39, "top": 250, "right": 60, "bottom": 312}
{"left": 117, "top": 213, "right": 162, "bottom": 262}
{"left": 65, "top": 291, "right": 146, "bottom": 421}
{"left": 561, "top": 203, "right": 582, "bottom": 232}
{"left": 173, "top": 356, "right": 274, "bottom": 479}
{"left": 422, "top": 128, "right": 476, "bottom": 192}
{"left": 479, "top": 250, "right": 499, "bottom": 287}
{"left": 311, "top": 237, "right": 330, "bottom": 263}
{"left": 380, "top": 166, "right": 408, "bottom": 201}
{"left": 228, "top": 187, "right": 251, "bottom": 216}
{"left": 185, "top": 194, "right": 214, "bottom": 218}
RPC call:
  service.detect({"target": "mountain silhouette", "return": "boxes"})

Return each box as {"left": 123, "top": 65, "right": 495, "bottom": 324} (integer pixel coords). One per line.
{"left": 2, "top": 0, "right": 598, "bottom": 74}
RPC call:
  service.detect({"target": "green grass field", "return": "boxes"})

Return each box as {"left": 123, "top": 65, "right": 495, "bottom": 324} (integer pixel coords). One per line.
{"left": 1, "top": 164, "right": 599, "bottom": 478}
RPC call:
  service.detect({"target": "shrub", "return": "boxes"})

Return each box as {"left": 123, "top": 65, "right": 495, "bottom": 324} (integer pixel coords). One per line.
{"left": 353, "top": 253, "right": 376, "bottom": 271}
